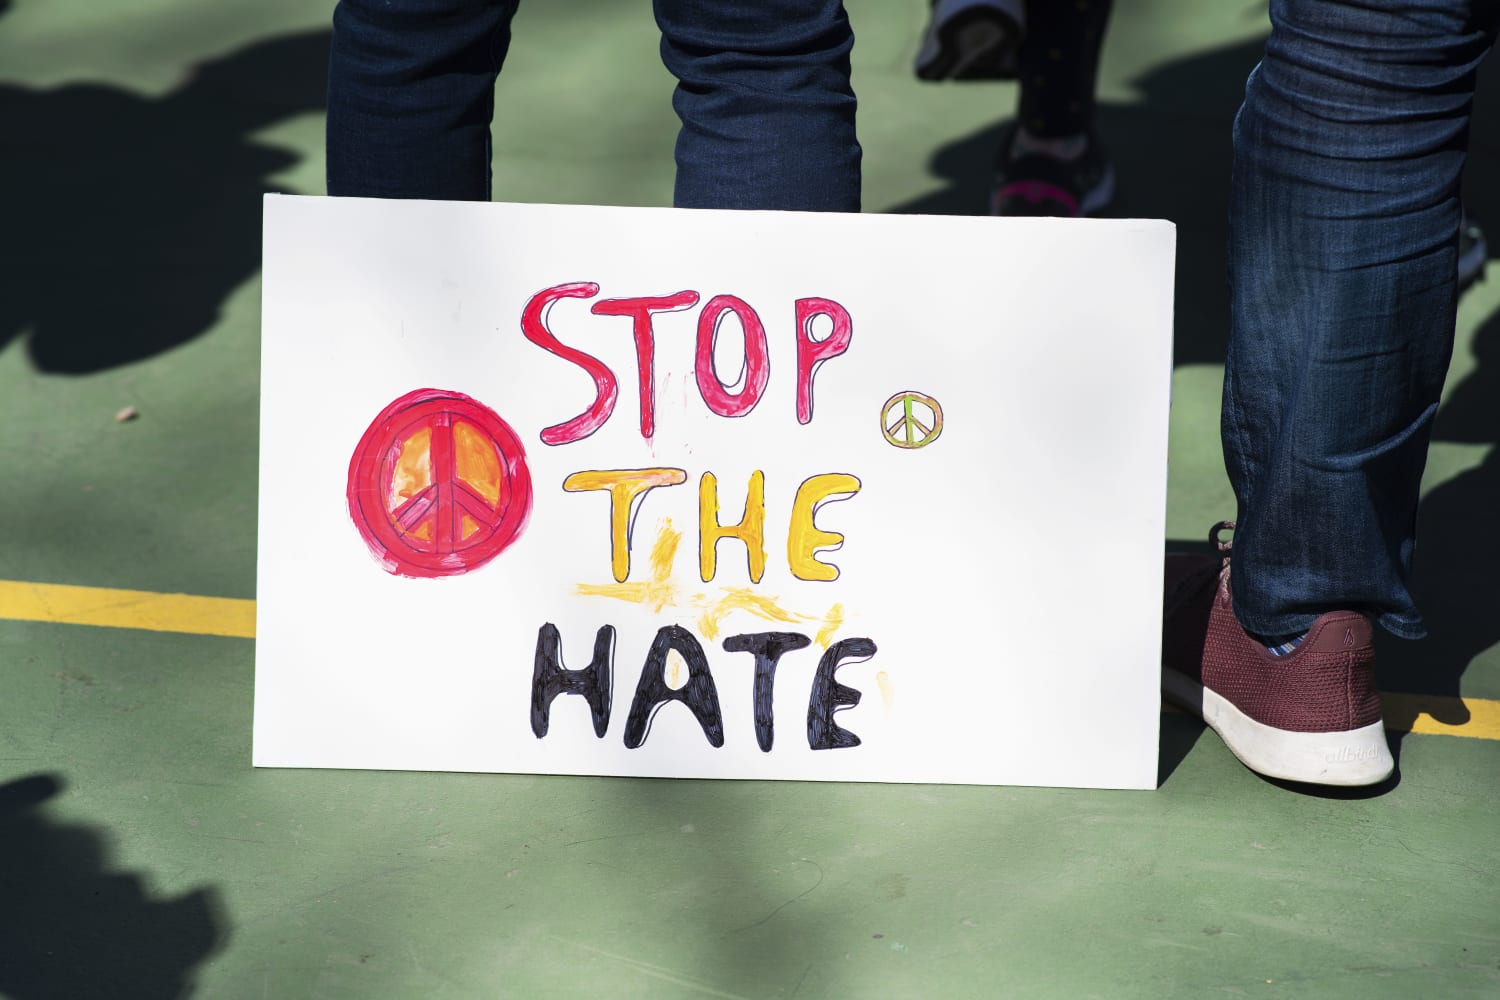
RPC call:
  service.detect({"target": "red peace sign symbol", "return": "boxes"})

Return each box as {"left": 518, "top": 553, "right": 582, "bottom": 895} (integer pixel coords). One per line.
{"left": 347, "top": 388, "right": 533, "bottom": 578}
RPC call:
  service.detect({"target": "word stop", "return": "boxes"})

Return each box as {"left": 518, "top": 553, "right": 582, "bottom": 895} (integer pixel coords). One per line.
{"left": 523, "top": 282, "right": 854, "bottom": 443}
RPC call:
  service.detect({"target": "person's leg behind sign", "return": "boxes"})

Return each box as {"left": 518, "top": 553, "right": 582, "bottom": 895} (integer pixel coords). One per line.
{"left": 912, "top": 0, "right": 1115, "bottom": 218}
{"left": 992, "top": 0, "right": 1115, "bottom": 218}
{"left": 326, "top": 0, "right": 519, "bottom": 200}
{"left": 1163, "top": 0, "right": 1500, "bottom": 787}
{"left": 654, "top": 0, "right": 862, "bottom": 211}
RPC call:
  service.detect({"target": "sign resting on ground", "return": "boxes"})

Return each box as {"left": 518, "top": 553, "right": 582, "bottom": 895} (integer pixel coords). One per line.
{"left": 254, "top": 194, "right": 1175, "bottom": 790}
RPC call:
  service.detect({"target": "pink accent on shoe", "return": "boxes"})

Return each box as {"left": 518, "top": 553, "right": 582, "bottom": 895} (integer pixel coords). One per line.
{"left": 995, "top": 179, "right": 1080, "bottom": 216}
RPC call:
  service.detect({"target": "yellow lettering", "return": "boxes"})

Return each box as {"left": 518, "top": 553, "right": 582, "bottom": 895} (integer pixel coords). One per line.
{"left": 564, "top": 468, "right": 687, "bottom": 582}
{"left": 699, "top": 471, "right": 766, "bottom": 583}
{"left": 788, "top": 474, "right": 861, "bottom": 581}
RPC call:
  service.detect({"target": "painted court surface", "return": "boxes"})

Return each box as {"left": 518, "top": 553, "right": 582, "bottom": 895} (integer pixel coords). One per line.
{"left": 1, "top": 1, "right": 1497, "bottom": 997}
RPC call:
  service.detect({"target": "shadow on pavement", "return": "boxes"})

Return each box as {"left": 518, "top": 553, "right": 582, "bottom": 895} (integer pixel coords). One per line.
{"left": 0, "top": 22, "right": 328, "bottom": 373}
{"left": 0, "top": 773, "right": 227, "bottom": 999}
{"left": 1378, "top": 308, "right": 1500, "bottom": 729}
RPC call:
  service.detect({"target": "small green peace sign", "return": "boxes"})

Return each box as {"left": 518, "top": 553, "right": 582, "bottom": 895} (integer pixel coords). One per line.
{"left": 881, "top": 391, "right": 944, "bottom": 449}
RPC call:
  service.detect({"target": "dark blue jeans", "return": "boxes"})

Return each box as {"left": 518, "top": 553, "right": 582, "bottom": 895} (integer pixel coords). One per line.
{"left": 1224, "top": 0, "right": 1498, "bottom": 640}
{"left": 325, "top": 0, "right": 861, "bottom": 211}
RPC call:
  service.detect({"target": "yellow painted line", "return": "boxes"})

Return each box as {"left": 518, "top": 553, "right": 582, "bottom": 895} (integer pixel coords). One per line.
{"left": 0, "top": 580, "right": 255, "bottom": 639}
{"left": 1382, "top": 692, "right": 1500, "bottom": 742}
{"left": 2, "top": 578, "right": 1499, "bottom": 743}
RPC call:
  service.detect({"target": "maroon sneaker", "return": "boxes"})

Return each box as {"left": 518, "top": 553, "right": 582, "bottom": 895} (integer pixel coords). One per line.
{"left": 1162, "top": 522, "right": 1393, "bottom": 786}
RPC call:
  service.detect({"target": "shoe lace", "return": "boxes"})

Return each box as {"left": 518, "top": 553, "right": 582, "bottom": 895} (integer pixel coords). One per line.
{"left": 1211, "top": 520, "right": 1234, "bottom": 600}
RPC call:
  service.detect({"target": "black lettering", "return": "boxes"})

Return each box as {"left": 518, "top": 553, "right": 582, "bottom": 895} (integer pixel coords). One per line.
{"left": 624, "top": 625, "right": 725, "bottom": 748}
{"left": 723, "top": 632, "right": 811, "bottom": 752}
{"left": 530, "top": 623, "right": 615, "bottom": 738}
{"left": 807, "top": 637, "right": 875, "bottom": 750}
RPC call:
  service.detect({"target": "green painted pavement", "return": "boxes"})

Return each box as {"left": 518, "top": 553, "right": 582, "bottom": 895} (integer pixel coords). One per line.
{"left": 1, "top": 1, "right": 1497, "bottom": 997}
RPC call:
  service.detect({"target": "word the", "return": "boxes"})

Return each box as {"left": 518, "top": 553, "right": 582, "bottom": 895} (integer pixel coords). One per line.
{"left": 532, "top": 623, "right": 877, "bottom": 751}
{"left": 564, "top": 468, "right": 861, "bottom": 583}
{"left": 522, "top": 282, "right": 853, "bottom": 443}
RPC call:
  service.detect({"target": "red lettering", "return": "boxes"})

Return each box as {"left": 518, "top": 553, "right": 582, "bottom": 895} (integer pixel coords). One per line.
{"left": 528, "top": 286, "right": 854, "bottom": 436}
{"left": 522, "top": 282, "right": 613, "bottom": 446}
{"left": 695, "top": 295, "right": 770, "bottom": 418}
{"left": 794, "top": 297, "right": 853, "bottom": 425}
{"left": 590, "top": 292, "right": 700, "bottom": 439}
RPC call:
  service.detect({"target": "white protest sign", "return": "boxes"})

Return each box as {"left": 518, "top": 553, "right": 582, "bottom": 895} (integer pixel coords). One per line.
{"left": 254, "top": 195, "right": 1174, "bottom": 789}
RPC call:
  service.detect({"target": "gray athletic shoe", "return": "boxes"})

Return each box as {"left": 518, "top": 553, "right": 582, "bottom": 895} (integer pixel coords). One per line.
{"left": 914, "top": 0, "right": 1025, "bottom": 81}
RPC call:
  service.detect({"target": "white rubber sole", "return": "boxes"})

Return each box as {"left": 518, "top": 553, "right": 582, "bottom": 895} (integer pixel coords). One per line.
{"left": 1163, "top": 669, "right": 1394, "bottom": 787}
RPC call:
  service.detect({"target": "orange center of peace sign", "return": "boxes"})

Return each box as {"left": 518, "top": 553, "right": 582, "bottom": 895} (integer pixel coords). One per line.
{"left": 347, "top": 389, "right": 533, "bottom": 578}
{"left": 880, "top": 390, "right": 944, "bottom": 449}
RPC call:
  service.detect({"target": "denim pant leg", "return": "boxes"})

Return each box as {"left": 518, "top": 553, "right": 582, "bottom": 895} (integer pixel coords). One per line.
{"left": 1223, "top": 0, "right": 1498, "bottom": 640}
{"left": 655, "top": 0, "right": 861, "bottom": 211}
{"left": 327, "top": 0, "right": 518, "bottom": 200}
